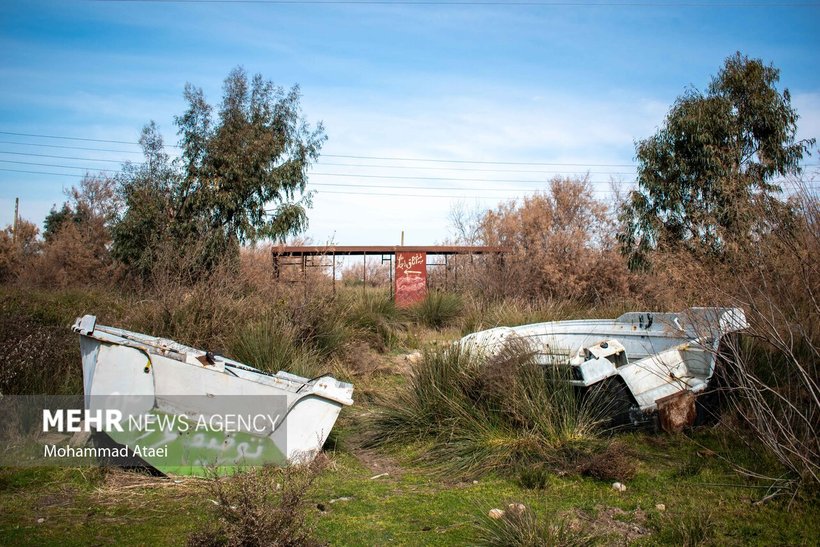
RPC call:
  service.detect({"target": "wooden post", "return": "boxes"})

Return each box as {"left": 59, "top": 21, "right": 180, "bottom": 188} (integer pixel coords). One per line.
{"left": 12, "top": 197, "right": 19, "bottom": 245}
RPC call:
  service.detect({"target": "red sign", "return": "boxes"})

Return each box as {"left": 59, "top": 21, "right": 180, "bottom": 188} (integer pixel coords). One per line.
{"left": 395, "top": 251, "right": 427, "bottom": 307}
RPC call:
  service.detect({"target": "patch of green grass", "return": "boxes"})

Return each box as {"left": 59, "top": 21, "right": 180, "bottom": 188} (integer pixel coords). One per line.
{"left": 411, "top": 292, "right": 464, "bottom": 329}
{"left": 0, "top": 428, "right": 818, "bottom": 546}
{"left": 0, "top": 467, "right": 211, "bottom": 546}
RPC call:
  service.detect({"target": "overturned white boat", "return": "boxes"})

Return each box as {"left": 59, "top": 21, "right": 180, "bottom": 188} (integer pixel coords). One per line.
{"left": 460, "top": 307, "right": 747, "bottom": 429}
{"left": 72, "top": 315, "right": 353, "bottom": 474}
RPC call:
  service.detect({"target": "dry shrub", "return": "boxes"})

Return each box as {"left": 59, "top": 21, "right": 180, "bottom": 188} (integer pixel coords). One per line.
{"left": 188, "top": 457, "right": 328, "bottom": 547}
{"left": 340, "top": 259, "right": 390, "bottom": 288}
{"left": 577, "top": 441, "right": 637, "bottom": 482}
{"left": 643, "top": 184, "right": 819, "bottom": 491}
{"left": 239, "top": 244, "right": 279, "bottom": 293}
{"left": 0, "top": 314, "right": 80, "bottom": 395}
{"left": 713, "top": 188, "right": 819, "bottom": 490}
{"left": 0, "top": 229, "right": 17, "bottom": 282}
{"left": 16, "top": 174, "right": 123, "bottom": 288}
{"left": 0, "top": 220, "right": 41, "bottom": 284}
{"left": 132, "top": 240, "right": 265, "bottom": 351}
{"left": 27, "top": 222, "right": 117, "bottom": 288}
{"left": 466, "top": 176, "right": 634, "bottom": 303}
{"left": 242, "top": 243, "right": 336, "bottom": 296}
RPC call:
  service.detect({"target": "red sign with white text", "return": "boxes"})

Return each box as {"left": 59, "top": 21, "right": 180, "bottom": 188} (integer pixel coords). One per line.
{"left": 395, "top": 251, "right": 427, "bottom": 307}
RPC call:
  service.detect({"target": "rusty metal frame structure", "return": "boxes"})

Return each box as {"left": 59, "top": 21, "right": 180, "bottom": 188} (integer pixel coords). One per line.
{"left": 271, "top": 245, "right": 506, "bottom": 297}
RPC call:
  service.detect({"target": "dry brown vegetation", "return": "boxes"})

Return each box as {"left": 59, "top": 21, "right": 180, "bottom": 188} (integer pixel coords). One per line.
{"left": 0, "top": 170, "right": 818, "bottom": 496}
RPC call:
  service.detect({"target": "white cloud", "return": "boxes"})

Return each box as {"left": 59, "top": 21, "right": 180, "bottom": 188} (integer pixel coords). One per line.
{"left": 300, "top": 83, "right": 655, "bottom": 245}
{"left": 793, "top": 92, "right": 820, "bottom": 146}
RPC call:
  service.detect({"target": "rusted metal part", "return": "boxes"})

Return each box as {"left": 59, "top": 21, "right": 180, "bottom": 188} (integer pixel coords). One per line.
{"left": 271, "top": 245, "right": 507, "bottom": 301}
{"left": 656, "top": 391, "right": 697, "bottom": 433}
{"left": 395, "top": 251, "right": 427, "bottom": 307}
{"left": 271, "top": 245, "right": 506, "bottom": 256}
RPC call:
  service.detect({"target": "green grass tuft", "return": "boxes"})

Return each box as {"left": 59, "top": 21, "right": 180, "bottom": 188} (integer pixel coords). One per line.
{"left": 475, "top": 505, "right": 598, "bottom": 547}
{"left": 410, "top": 291, "right": 464, "bottom": 329}
{"left": 367, "top": 340, "right": 613, "bottom": 478}
{"left": 229, "top": 313, "right": 323, "bottom": 378}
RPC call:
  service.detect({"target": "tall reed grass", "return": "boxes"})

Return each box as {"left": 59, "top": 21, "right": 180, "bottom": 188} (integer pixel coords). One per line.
{"left": 368, "top": 340, "right": 614, "bottom": 477}
{"left": 410, "top": 291, "right": 464, "bottom": 329}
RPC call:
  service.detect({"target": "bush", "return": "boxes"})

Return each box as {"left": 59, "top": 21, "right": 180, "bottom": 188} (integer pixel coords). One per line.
{"left": 0, "top": 315, "right": 80, "bottom": 395}
{"left": 576, "top": 441, "right": 637, "bottom": 481}
{"left": 461, "top": 176, "right": 634, "bottom": 303}
{"left": 189, "top": 457, "right": 327, "bottom": 547}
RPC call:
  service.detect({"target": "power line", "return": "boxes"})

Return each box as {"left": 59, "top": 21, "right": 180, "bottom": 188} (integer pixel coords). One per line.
{"left": 0, "top": 140, "right": 144, "bottom": 155}
{"left": 0, "top": 168, "right": 83, "bottom": 178}
{"left": 0, "top": 151, "right": 134, "bottom": 164}
{"left": 0, "top": 165, "right": 625, "bottom": 193}
{"left": 4, "top": 130, "right": 817, "bottom": 171}
{"left": 310, "top": 181, "right": 627, "bottom": 192}
{"left": 310, "top": 171, "right": 632, "bottom": 184}
{"left": 0, "top": 131, "right": 140, "bottom": 145}
{"left": 90, "top": 0, "right": 820, "bottom": 7}
{"left": 1, "top": 131, "right": 640, "bottom": 167}
{"left": 4, "top": 167, "right": 815, "bottom": 201}
{"left": 315, "top": 190, "right": 539, "bottom": 200}
{"left": 321, "top": 153, "right": 635, "bottom": 167}
{"left": 2, "top": 161, "right": 814, "bottom": 191}
{"left": 0, "top": 145, "right": 638, "bottom": 175}
{"left": 0, "top": 160, "right": 121, "bottom": 173}
{"left": 316, "top": 161, "right": 636, "bottom": 175}
{"left": 0, "top": 151, "right": 637, "bottom": 182}
{"left": 0, "top": 140, "right": 639, "bottom": 174}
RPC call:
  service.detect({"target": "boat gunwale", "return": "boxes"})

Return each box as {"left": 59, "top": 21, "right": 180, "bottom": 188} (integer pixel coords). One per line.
{"left": 75, "top": 325, "right": 354, "bottom": 407}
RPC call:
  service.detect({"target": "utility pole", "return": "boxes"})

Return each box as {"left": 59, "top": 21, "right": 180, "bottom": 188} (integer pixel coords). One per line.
{"left": 12, "top": 197, "right": 19, "bottom": 245}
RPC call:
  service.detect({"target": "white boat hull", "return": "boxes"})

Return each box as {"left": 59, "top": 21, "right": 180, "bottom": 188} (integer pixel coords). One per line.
{"left": 73, "top": 315, "right": 353, "bottom": 473}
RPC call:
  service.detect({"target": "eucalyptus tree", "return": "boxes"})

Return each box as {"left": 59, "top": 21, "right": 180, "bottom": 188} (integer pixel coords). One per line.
{"left": 619, "top": 53, "right": 815, "bottom": 270}
{"left": 113, "top": 67, "right": 326, "bottom": 278}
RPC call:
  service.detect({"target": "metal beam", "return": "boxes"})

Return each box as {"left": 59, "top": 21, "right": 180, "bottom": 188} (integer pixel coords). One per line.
{"left": 271, "top": 245, "right": 506, "bottom": 257}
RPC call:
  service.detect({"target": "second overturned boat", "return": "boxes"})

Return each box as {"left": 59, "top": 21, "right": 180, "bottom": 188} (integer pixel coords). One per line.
{"left": 459, "top": 307, "right": 747, "bottom": 428}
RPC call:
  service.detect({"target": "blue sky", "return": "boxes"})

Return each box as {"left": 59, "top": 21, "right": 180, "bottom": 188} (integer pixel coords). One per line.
{"left": 1, "top": 0, "right": 818, "bottom": 245}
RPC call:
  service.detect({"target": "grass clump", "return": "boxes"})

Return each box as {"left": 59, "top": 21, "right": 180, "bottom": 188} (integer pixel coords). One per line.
{"left": 410, "top": 291, "right": 464, "bottom": 329}
{"left": 343, "top": 292, "right": 406, "bottom": 351}
{"left": 650, "top": 510, "right": 714, "bottom": 547}
{"left": 368, "top": 340, "right": 612, "bottom": 477}
{"left": 229, "top": 314, "right": 323, "bottom": 378}
{"left": 188, "top": 457, "right": 327, "bottom": 547}
{"left": 460, "top": 297, "right": 573, "bottom": 335}
{"left": 475, "top": 504, "right": 598, "bottom": 547}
